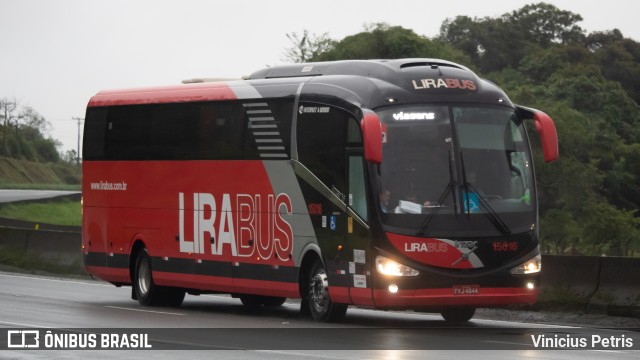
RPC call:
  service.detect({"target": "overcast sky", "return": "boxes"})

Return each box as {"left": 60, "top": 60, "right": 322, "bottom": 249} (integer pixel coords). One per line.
{"left": 1, "top": 0, "right": 639, "bottom": 154}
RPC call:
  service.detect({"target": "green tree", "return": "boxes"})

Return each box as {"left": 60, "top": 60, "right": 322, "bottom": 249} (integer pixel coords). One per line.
{"left": 440, "top": 15, "right": 529, "bottom": 72}
{"left": 283, "top": 30, "right": 335, "bottom": 63}
{"left": 582, "top": 202, "right": 640, "bottom": 256}
{"left": 507, "top": 2, "right": 585, "bottom": 46}
{"left": 589, "top": 31, "right": 640, "bottom": 104}
{"left": 547, "top": 65, "right": 640, "bottom": 144}
{"left": 0, "top": 97, "right": 61, "bottom": 163}
{"left": 439, "top": 3, "right": 585, "bottom": 73}
{"left": 0, "top": 98, "right": 21, "bottom": 155}
{"left": 310, "top": 23, "right": 469, "bottom": 64}
{"left": 518, "top": 44, "right": 594, "bottom": 82}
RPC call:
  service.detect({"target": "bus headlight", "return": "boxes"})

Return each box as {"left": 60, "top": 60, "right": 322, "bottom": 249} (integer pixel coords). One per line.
{"left": 375, "top": 256, "right": 419, "bottom": 277}
{"left": 510, "top": 254, "right": 542, "bottom": 275}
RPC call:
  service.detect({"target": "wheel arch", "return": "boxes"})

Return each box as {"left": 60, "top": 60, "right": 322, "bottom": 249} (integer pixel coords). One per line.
{"left": 297, "top": 245, "right": 323, "bottom": 298}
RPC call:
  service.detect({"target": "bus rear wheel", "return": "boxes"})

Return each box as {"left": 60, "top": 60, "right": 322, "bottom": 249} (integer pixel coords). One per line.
{"left": 133, "top": 248, "right": 185, "bottom": 307}
{"left": 305, "top": 260, "right": 347, "bottom": 322}
{"left": 441, "top": 307, "right": 476, "bottom": 323}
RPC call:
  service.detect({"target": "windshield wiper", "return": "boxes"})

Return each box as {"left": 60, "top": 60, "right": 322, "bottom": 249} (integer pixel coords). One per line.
{"left": 419, "top": 141, "right": 458, "bottom": 234}
{"left": 418, "top": 181, "right": 454, "bottom": 235}
{"left": 460, "top": 153, "right": 511, "bottom": 235}
{"left": 464, "top": 182, "right": 510, "bottom": 234}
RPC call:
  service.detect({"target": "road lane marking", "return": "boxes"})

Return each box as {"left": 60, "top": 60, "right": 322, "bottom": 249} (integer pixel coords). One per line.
{"left": 105, "top": 305, "right": 185, "bottom": 316}
{"left": 0, "top": 320, "right": 53, "bottom": 328}
{"left": 483, "top": 340, "right": 532, "bottom": 347}
{"left": 0, "top": 273, "right": 110, "bottom": 287}
{"left": 471, "top": 317, "right": 581, "bottom": 329}
{"left": 257, "top": 350, "right": 368, "bottom": 359}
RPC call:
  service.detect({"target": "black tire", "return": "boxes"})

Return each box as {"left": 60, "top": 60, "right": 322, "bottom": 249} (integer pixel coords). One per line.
{"left": 133, "top": 248, "right": 184, "bottom": 307}
{"left": 239, "top": 295, "right": 262, "bottom": 308}
{"left": 133, "top": 248, "right": 158, "bottom": 306}
{"left": 262, "top": 296, "right": 287, "bottom": 307}
{"left": 240, "top": 295, "right": 286, "bottom": 308}
{"left": 163, "top": 287, "right": 186, "bottom": 307}
{"left": 441, "top": 307, "right": 476, "bottom": 323}
{"left": 305, "top": 260, "right": 347, "bottom": 322}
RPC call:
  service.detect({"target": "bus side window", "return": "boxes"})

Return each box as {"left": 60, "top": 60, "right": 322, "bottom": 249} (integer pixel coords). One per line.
{"left": 349, "top": 155, "right": 367, "bottom": 221}
{"left": 347, "top": 116, "right": 362, "bottom": 144}
{"left": 149, "top": 103, "right": 196, "bottom": 160}
{"left": 297, "top": 105, "right": 347, "bottom": 195}
{"left": 196, "top": 102, "right": 246, "bottom": 160}
{"left": 105, "top": 105, "right": 150, "bottom": 160}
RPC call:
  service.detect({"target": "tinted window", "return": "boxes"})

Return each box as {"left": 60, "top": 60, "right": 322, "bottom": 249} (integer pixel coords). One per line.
{"left": 83, "top": 108, "right": 107, "bottom": 160}
{"left": 349, "top": 155, "right": 368, "bottom": 220}
{"left": 149, "top": 103, "right": 197, "bottom": 160}
{"left": 298, "top": 105, "right": 357, "bottom": 194}
{"left": 106, "top": 105, "right": 150, "bottom": 160}
{"left": 196, "top": 102, "right": 247, "bottom": 160}
{"left": 85, "top": 100, "right": 293, "bottom": 161}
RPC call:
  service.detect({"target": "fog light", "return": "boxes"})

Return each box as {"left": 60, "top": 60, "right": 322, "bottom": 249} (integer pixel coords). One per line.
{"left": 527, "top": 282, "right": 535, "bottom": 290}
{"left": 388, "top": 284, "right": 399, "bottom": 294}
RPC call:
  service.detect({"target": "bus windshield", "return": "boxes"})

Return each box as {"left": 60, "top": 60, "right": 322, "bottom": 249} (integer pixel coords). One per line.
{"left": 377, "top": 105, "right": 536, "bottom": 237}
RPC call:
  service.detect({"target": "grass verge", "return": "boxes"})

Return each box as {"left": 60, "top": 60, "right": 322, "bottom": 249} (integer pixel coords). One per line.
{"left": 0, "top": 248, "right": 86, "bottom": 276}
{"left": 0, "top": 183, "right": 81, "bottom": 191}
{"left": 0, "top": 198, "right": 81, "bottom": 226}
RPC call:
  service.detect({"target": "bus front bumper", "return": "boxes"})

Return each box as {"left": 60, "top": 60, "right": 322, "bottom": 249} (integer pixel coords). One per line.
{"left": 372, "top": 285, "right": 539, "bottom": 309}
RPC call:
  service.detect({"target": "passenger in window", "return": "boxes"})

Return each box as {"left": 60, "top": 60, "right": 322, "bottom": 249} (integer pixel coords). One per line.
{"left": 394, "top": 191, "right": 430, "bottom": 214}
{"left": 379, "top": 189, "right": 391, "bottom": 213}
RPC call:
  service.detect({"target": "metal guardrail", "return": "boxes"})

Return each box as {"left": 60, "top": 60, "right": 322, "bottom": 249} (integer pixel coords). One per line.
{"left": 541, "top": 255, "right": 640, "bottom": 314}
{"left": 0, "top": 226, "right": 81, "bottom": 269}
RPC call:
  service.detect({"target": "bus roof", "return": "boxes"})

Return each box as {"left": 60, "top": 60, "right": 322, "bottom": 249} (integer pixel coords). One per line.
{"left": 248, "top": 58, "right": 471, "bottom": 80}
{"left": 87, "top": 82, "right": 240, "bottom": 107}
{"left": 87, "top": 59, "right": 512, "bottom": 109}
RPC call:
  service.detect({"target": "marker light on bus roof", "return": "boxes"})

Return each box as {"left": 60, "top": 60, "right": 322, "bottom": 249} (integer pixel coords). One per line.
{"left": 375, "top": 256, "right": 419, "bottom": 277}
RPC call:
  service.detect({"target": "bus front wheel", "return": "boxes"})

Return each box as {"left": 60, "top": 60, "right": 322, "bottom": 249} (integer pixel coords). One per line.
{"left": 305, "top": 260, "right": 347, "bottom": 322}
{"left": 441, "top": 307, "right": 476, "bottom": 323}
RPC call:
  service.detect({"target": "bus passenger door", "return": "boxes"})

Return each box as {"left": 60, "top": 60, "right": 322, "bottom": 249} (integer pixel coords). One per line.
{"left": 346, "top": 153, "right": 374, "bottom": 306}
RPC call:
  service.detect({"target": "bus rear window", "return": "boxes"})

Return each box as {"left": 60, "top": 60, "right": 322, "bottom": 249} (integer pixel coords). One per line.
{"left": 83, "top": 107, "right": 107, "bottom": 160}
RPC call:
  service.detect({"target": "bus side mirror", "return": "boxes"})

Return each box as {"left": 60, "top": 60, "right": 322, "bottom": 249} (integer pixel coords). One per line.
{"left": 533, "top": 111, "right": 559, "bottom": 163}
{"left": 361, "top": 110, "right": 383, "bottom": 164}
{"left": 516, "top": 106, "right": 559, "bottom": 163}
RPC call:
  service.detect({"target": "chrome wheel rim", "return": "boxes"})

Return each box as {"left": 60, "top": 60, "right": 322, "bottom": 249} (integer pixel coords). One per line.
{"left": 138, "top": 258, "right": 151, "bottom": 295}
{"left": 310, "top": 269, "right": 329, "bottom": 314}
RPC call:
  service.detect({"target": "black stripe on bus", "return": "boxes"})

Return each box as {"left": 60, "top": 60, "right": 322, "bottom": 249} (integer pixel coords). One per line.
{"left": 84, "top": 252, "right": 129, "bottom": 269}
{"left": 148, "top": 257, "right": 300, "bottom": 283}
{"left": 84, "top": 252, "right": 352, "bottom": 287}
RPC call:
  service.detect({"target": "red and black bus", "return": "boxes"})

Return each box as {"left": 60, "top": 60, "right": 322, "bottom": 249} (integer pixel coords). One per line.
{"left": 82, "top": 59, "right": 558, "bottom": 322}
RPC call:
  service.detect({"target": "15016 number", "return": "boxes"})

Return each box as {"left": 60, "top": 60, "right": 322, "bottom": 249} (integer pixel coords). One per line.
{"left": 492, "top": 241, "right": 518, "bottom": 252}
